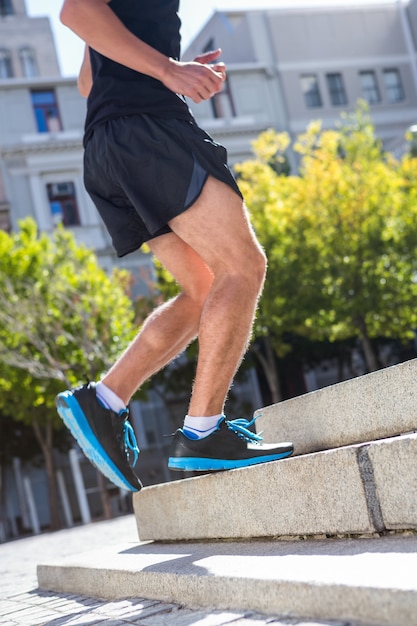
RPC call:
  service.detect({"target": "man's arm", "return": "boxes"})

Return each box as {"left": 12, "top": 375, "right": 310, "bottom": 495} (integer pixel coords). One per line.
{"left": 60, "top": 0, "right": 225, "bottom": 103}
{"left": 78, "top": 45, "right": 92, "bottom": 98}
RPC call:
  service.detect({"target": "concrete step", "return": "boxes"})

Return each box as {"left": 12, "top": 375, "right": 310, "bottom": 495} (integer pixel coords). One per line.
{"left": 255, "top": 358, "right": 417, "bottom": 455}
{"left": 37, "top": 533, "right": 417, "bottom": 626}
{"left": 133, "top": 433, "right": 417, "bottom": 542}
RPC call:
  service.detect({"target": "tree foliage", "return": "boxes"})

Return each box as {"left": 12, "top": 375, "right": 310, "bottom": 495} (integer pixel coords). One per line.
{"left": 0, "top": 219, "right": 138, "bottom": 529}
{"left": 236, "top": 103, "right": 417, "bottom": 391}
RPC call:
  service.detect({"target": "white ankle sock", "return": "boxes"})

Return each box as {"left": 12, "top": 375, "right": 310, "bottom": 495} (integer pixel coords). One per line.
{"left": 182, "top": 414, "right": 223, "bottom": 439}
{"left": 95, "top": 382, "right": 126, "bottom": 414}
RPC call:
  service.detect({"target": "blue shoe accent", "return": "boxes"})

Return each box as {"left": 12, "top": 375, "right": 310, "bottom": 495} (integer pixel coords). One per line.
{"left": 123, "top": 419, "right": 140, "bottom": 465}
{"left": 56, "top": 390, "right": 138, "bottom": 492}
{"left": 225, "top": 416, "right": 263, "bottom": 443}
{"left": 168, "top": 449, "right": 293, "bottom": 472}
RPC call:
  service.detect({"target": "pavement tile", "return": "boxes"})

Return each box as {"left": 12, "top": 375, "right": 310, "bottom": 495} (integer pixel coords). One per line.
{"left": 127, "top": 602, "right": 181, "bottom": 617}
{"left": 91, "top": 599, "right": 136, "bottom": 613}
{"left": 6, "top": 592, "right": 39, "bottom": 601}
{"left": 38, "top": 598, "right": 94, "bottom": 610}
{"left": 7, "top": 610, "right": 59, "bottom": 622}
{"left": 92, "top": 598, "right": 157, "bottom": 616}
{"left": 24, "top": 591, "right": 63, "bottom": 603}
{"left": 0, "top": 601, "right": 27, "bottom": 617}
{"left": 229, "top": 617, "right": 288, "bottom": 626}
{"left": 0, "top": 607, "right": 44, "bottom": 619}
{"left": 37, "top": 617, "right": 91, "bottom": 626}
{"left": 134, "top": 608, "right": 246, "bottom": 626}
{"left": 81, "top": 619, "right": 132, "bottom": 626}
{"left": 33, "top": 600, "right": 88, "bottom": 615}
{"left": 47, "top": 614, "right": 108, "bottom": 626}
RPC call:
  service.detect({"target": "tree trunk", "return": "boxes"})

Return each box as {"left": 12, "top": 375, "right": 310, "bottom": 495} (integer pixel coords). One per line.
{"left": 252, "top": 336, "right": 283, "bottom": 404}
{"left": 32, "top": 419, "right": 61, "bottom": 531}
{"left": 355, "top": 314, "right": 379, "bottom": 372}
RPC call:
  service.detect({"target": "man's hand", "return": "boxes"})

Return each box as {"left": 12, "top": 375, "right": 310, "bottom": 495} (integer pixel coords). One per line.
{"left": 161, "top": 48, "right": 226, "bottom": 103}
{"left": 193, "top": 48, "right": 226, "bottom": 81}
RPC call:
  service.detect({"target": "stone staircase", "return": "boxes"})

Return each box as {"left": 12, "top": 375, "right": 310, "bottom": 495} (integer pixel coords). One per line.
{"left": 38, "top": 359, "right": 417, "bottom": 626}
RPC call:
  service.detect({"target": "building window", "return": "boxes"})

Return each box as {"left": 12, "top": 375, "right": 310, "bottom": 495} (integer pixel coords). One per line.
{"left": 359, "top": 70, "right": 381, "bottom": 104}
{"left": 47, "top": 182, "right": 80, "bottom": 227}
{"left": 31, "top": 90, "right": 62, "bottom": 133}
{"left": 203, "top": 38, "right": 215, "bottom": 54}
{"left": 0, "top": 207, "right": 11, "bottom": 233}
{"left": 300, "top": 74, "right": 322, "bottom": 108}
{"left": 200, "top": 40, "right": 236, "bottom": 119}
{"left": 0, "top": 0, "right": 14, "bottom": 16}
{"left": 326, "top": 73, "right": 348, "bottom": 106}
{"left": 0, "top": 48, "right": 13, "bottom": 78}
{"left": 211, "top": 79, "right": 236, "bottom": 118}
{"left": 383, "top": 69, "right": 405, "bottom": 103}
{"left": 20, "top": 47, "right": 39, "bottom": 78}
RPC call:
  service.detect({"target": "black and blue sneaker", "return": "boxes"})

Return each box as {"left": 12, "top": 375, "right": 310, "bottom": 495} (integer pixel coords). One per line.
{"left": 55, "top": 382, "right": 142, "bottom": 492}
{"left": 168, "top": 416, "right": 293, "bottom": 472}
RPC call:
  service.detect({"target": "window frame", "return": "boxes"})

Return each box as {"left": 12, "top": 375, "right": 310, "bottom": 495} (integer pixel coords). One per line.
{"left": 300, "top": 73, "right": 323, "bottom": 109}
{"left": 46, "top": 181, "right": 81, "bottom": 227}
{"left": 211, "top": 78, "right": 236, "bottom": 119}
{"left": 31, "top": 89, "right": 62, "bottom": 133}
{"left": 326, "top": 72, "right": 348, "bottom": 106}
{"left": 0, "top": 47, "right": 13, "bottom": 79}
{"left": 0, "top": 0, "right": 14, "bottom": 16}
{"left": 20, "top": 47, "right": 39, "bottom": 78}
{"left": 359, "top": 70, "right": 381, "bottom": 104}
{"left": 383, "top": 68, "right": 405, "bottom": 103}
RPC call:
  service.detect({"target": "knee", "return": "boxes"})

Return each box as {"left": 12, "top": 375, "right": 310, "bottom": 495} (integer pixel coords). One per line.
{"left": 239, "top": 242, "right": 267, "bottom": 293}
{"left": 211, "top": 241, "right": 266, "bottom": 297}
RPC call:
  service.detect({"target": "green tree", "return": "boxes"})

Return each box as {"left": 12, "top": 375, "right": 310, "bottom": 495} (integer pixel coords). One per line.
{"left": 236, "top": 104, "right": 417, "bottom": 400}
{"left": 0, "top": 219, "right": 138, "bottom": 529}
{"left": 236, "top": 129, "right": 323, "bottom": 401}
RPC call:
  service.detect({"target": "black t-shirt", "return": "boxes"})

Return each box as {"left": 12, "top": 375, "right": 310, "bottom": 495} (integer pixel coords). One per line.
{"left": 84, "top": 0, "right": 193, "bottom": 144}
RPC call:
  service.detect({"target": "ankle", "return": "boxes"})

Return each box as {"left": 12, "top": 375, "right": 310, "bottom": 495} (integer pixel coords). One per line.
{"left": 95, "top": 381, "right": 126, "bottom": 414}
{"left": 182, "top": 414, "right": 223, "bottom": 439}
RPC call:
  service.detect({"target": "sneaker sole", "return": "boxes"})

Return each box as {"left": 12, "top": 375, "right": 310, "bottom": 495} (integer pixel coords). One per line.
{"left": 56, "top": 392, "right": 139, "bottom": 492}
{"left": 167, "top": 450, "right": 293, "bottom": 472}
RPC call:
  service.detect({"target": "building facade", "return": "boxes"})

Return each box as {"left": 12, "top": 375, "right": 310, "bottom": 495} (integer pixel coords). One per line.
{"left": 0, "top": 0, "right": 59, "bottom": 79}
{"left": 183, "top": 1, "right": 417, "bottom": 165}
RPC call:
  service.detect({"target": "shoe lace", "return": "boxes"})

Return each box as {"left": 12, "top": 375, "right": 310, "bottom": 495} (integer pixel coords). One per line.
{"left": 225, "top": 415, "right": 263, "bottom": 444}
{"left": 123, "top": 420, "right": 140, "bottom": 466}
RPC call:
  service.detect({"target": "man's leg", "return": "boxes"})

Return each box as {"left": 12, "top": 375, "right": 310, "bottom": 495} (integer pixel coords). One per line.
{"left": 55, "top": 232, "right": 214, "bottom": 491}
{"left": 98, "top": 233, "right": 213, "bottom": 404}
{"left": 166, "top": 176, "right": 294, "bottom": 470}
{"left": 104, "top": 174, "right": 266, "bottom": 415}
{"left": 168, "top": 176, "right": 266, "bottom": 416}
{"left": 56, "top": 175, "right": 293, "bottom": 484}
{"left": 101, "top": 232, "right": 214, "bottom": 402}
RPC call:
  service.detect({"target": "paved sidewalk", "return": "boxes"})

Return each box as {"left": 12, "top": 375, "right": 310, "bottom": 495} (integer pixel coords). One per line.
{"left": 1, "top": 514, "right": 361, "bottom": 626}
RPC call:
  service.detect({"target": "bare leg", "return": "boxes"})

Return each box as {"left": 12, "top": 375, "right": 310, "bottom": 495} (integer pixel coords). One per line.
{"left": 169, "top": 176, "right": 266, "bottom": 416}
{"left": 102, "top": 233, "right": 213, "bottom": 404}
{"left": 104, "top": 176, "right": 265, "bottom": 417}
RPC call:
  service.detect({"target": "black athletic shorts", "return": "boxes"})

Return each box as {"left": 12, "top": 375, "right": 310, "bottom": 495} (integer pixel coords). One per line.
{"left": 83, "top": 114, "right": 243, "bottom": 257}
